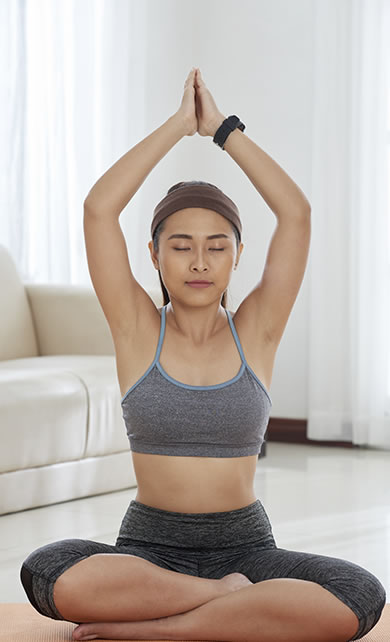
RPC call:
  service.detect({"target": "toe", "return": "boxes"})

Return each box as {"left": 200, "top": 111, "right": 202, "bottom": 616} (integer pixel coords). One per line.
{"left": 72, "top": 624, "right": 98, "bottom": 641}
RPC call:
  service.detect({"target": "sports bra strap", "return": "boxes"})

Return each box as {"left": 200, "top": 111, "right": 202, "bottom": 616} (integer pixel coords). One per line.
{"left": 225, "top": 308, "right": 246, "bottom": 364}
{"left": 155, "top": 304, "right": 167, "bottom": 362}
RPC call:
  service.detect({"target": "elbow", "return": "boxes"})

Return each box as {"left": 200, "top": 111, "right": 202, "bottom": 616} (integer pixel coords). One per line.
{"left": 294, "top": 190, "right": 311, "bottom": 217}
{"left": 301, "top": 195, "right": 312, "bottom": 216}
{"left": 83, "top": 198, "right": 101, "bottom": 217}
{"left": 298, "top": 203, "right": 311, "bottom": 219}
{"left": 83, "top": 197, "right": 94, "bottom": 212}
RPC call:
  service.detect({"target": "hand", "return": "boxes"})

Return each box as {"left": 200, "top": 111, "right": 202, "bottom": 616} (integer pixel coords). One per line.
{"left": 194, "top": 68, "right": 226, "bottom": 137}
{"left": 176, "top": 68, "right": 198, "bottom": 137}
{"left": 176, "top": 68, "right": 226, "bottom": 138}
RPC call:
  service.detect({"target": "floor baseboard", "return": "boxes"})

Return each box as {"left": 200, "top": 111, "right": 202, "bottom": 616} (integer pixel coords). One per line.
{"left": 258, "top": 418, "right": 360, "bottom": 459}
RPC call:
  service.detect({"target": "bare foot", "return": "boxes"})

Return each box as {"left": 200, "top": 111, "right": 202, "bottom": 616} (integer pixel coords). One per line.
{"left": 72, "top": 618, "right": 171, "bottom": 641}
{"left": 220, "top": 572, "right": 253, "bottom": 592}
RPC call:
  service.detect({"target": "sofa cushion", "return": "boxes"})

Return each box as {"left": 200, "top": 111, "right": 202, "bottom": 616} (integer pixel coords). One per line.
{"left": 0, "top": 355, "right": 129, "bottom": 464}
{"left": 0, "top": 368, "right": 86, "bottom": 472}
{"left": 0, "top": 245, "right": 38, "bottom": 360}
{"left": 24, "top": 284, "right": 115, "bottom": 356}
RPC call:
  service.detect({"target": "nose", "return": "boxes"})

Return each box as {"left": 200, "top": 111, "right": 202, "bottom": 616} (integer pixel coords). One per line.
{"left": 190, "top": 251, "right": 209, "bottom": 272}
{"left": 191, "top": 264, "right": 209, "bottom": 274}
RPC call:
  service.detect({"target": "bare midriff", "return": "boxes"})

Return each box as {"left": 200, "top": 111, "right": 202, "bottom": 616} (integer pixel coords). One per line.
{"left": 132, "top": 451, "right": 259, "bottom": 513}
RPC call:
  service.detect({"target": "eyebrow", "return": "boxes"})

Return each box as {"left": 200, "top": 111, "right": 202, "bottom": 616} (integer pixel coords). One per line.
{"left": 167, "top": 233, "right": 230, "bottom": 240}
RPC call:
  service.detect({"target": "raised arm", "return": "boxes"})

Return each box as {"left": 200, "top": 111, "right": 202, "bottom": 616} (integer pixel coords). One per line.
{"left": 83, "top": 69, "right": 198, "bottom": 338}
{"left": 194, "top": 68, "right": 311, "bottom": 349}
{"left": 222, "top": 120, "right": 311, "bottom": 348}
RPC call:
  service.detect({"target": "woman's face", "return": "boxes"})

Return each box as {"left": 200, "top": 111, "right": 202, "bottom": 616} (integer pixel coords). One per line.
{"left": 149, "top": 208, "right": 243, "bottom": 302}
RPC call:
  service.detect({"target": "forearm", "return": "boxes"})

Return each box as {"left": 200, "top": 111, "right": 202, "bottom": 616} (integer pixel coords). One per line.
{"left": 84, "top": 113, "right": 187, "bottom": 218}
{"left": 212, "top": 116, "right": 311, "bottom": 219}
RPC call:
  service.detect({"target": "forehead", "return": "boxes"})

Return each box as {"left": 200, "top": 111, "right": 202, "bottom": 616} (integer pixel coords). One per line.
{"left": 163, "top": 207, "right": 233, "bottom": 237}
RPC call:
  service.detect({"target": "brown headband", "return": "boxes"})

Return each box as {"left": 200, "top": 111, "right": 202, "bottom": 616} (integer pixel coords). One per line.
{"left": 151, "top": 181, "right": 242, "bottom": 241}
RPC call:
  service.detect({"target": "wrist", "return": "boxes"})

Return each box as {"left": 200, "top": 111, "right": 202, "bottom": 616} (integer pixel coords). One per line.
{"left": 209, "top": 114, "right": 227, "bottom": 137}
{"left": 170, "top": 111, "right": 192, "bottom": 138}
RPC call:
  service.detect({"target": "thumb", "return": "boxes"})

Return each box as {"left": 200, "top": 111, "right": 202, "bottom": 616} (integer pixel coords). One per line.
{"left": 195, "top": 68, "right": 204, "bottom": 86}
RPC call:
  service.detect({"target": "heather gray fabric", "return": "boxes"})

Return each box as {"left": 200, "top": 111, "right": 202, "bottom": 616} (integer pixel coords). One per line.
{"left": 121, "top": 304, "right": 272, "bottom": 457}
{"left": 20, "top": 499, "right": 386, "bottom": 640}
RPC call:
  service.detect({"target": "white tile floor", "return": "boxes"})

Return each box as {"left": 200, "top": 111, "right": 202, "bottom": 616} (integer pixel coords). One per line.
{"left": 1, "top": 442, "right": 389, "bottom": 603}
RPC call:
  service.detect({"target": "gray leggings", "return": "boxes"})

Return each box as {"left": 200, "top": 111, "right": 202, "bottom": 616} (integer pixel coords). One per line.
{"left": 20, "top": 498, "right": 386, "bottom": 640}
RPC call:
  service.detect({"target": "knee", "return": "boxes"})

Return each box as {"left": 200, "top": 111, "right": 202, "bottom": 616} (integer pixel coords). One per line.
{"left": 20, "top": 564, "right": 47, "bottom": 617}
{"left": 20, "top": 539, "right": 94, "bottom": 621}
{"left": 20, "top": 560, "right": 65, "bottom": 621}
{"left": 352, "top": 574, "right": 387, "bottom": 640}
{"left": 331, "top": 569, "right": 387, "bottom": 641}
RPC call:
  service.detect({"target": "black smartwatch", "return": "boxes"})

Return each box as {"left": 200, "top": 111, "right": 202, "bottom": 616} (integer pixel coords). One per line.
{"left": 213, "top": 115, "right": 246, "bottom": 150}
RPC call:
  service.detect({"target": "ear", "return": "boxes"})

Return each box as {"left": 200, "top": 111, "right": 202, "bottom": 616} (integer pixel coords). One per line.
{"left": 148, "top": 241, "right": 159, "bottom": 270}
{"left": 235, "top": 242, "right": 244, "bottom": 268}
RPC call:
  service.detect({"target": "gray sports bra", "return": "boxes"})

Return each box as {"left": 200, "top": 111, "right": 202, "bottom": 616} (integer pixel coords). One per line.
{"left": 121, "top": 304, "right": 272, "bottom": 457}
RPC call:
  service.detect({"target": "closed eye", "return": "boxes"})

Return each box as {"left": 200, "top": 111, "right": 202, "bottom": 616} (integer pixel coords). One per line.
{"left": 173, "top": 248, "right": 225, "bottom": 251}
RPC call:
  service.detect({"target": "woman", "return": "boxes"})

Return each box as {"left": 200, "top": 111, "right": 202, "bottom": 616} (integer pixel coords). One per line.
{"left": 20, "top": 68, "right": 386, "bottom": 642}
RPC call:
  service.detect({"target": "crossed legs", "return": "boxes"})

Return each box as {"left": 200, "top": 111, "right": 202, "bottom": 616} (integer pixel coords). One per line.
{"left": 21, "top": 520, "right": 386, "bottom": 641}
{"left": 63, "top": 563, "right": 360, "bottom": 642}
{"left": 50, "top": 544, "right": 386, "bottom": 642}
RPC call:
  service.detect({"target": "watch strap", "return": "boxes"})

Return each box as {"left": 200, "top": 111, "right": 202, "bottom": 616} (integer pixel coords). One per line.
{"left": 213, "top": 115, "right": 246, "bottom": 150}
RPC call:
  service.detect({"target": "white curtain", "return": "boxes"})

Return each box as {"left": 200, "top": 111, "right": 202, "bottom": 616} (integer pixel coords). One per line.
{"left": 307, "top": 0, "right": 390, "bottom": 449}
{"left": 1, "top": 0, "right": 145, "bottom": 284}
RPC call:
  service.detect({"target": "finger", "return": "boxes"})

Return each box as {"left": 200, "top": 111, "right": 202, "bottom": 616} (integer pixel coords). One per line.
{"left": 185, "top": 68, "right": 196, "bottom": 85}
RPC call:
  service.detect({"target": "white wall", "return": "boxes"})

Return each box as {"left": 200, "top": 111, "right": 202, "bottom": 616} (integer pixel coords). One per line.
{"left": 120, "top": 0, "right": 315, "bottom": 420}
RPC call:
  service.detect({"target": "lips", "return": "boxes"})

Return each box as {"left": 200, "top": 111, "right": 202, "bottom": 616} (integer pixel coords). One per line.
{"left": 186, "top": 281, "right": 212, "bottom": 288}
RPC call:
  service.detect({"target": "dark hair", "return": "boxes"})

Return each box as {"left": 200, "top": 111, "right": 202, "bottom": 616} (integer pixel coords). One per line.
{"left": 152, "top": 181, "right": 241, "bottom": 309}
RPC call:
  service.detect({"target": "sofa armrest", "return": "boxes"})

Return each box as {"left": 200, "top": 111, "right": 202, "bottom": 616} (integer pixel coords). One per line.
{"left": 24, "top": 283, "right": 115, "bottom": 356}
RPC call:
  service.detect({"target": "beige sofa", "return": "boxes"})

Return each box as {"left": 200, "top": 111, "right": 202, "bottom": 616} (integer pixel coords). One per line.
{"left": 0, "top": 244, "right": 163, "bottom": 516}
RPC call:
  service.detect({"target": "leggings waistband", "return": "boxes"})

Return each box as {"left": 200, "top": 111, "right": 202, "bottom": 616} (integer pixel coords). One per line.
{"left": 116, "top": 498, "right": 276, "bottom": 550}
